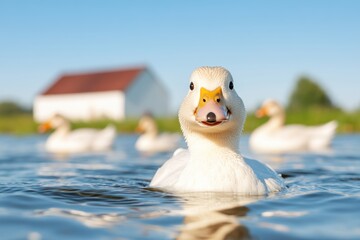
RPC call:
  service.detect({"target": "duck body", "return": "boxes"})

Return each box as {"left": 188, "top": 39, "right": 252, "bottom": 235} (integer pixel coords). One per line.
{"left": 150, "top": 67, "right": 284, "bottom": 194}
{"left": 135, "top": 114, "right": 180, "bottom": 153}
{"left": 150, "top": 148, "right": 283, "bottom": 195}
{"left": 135, "top": 132, "right": 181, "bottom": 153}
{"left": 249, "top": 99, "right": 337, "bottom": 154}
{"left": 40, "top": 115, "right": 116, "bottom": 154}
{"left": 46, "top": 125, "right": 116, "bottom": 154}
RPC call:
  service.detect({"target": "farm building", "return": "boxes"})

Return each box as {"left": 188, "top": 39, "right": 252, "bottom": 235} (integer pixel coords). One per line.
{"left": 33, "top": 66, "right": 169, "bottom": 122}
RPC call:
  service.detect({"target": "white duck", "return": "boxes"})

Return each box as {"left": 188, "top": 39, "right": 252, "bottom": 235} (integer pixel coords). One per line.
{"left": 135, "top": 113, "right": 181, "bottom": 153}
{"left": 150, "top": 66, "right": 284, "bottom": 195}
{"left": 249, "top": 99, "right": 337, "bottom": 154}
{"left": 39, "top": 114, "right": 116, "bottom": 154}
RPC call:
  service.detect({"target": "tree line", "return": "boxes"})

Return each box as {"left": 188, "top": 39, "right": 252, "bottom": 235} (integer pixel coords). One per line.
{"left": 0, "top": 101, "right": 31, "bottom": 115}
{"left": 287, "top": 76, "right": 338, "bottom": 112}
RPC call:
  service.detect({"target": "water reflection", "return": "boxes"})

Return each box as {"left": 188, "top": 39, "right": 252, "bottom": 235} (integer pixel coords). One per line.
{"left": 33, "top": 190, "right": 260, "bottom": 239}
{"left": 178, "top": 206, "right": 250, "bottom": 240}
{"left": 35, "top": 208, "right": 125, "bottom": 228}
{"left": 175, "top": 192, "right": 260, "bottom": 240}
{"left": 1, "top": 134, "right": 358, "bottom": 239}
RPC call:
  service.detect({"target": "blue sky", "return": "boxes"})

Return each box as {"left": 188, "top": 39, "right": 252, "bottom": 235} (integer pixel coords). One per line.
{"left": 1, "top": 0, "right": 359, "bottom": 113}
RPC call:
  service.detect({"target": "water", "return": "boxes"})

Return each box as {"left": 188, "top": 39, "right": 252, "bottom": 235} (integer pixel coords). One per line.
{"left": 0, "top": 134, "right": 359, "bottom": 240}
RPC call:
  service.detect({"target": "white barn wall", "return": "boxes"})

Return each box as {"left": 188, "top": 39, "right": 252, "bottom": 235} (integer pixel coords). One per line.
{"left": 34, "top": 91, "right": 125, "bottom": 122}
{"left": 125, "top": 70, "right": 169, "bottom": 117}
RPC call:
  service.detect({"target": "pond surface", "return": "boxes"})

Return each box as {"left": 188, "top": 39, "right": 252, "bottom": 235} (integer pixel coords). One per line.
{"left": 0, "top": 134, "right": 359, "bottom": 240}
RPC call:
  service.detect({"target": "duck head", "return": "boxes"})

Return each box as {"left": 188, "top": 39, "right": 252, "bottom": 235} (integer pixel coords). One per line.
{"left": 38, "top": 114, "right": 70, "bottom": 133}
{"left": 136, "top": 113, "right": 158, "bottom": 136}
{"left": 179, "top": 67, "right": 246, "bottom": 150}
{"left": 256, "top": 99, "right": 284, "bottom": 118}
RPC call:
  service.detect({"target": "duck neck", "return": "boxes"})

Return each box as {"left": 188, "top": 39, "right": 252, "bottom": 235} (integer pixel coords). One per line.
{"left": 52, "top": 123, "right": 71, "bottom": 138}
{"left": 185, "top": 130, "right": 241, "bottom": 162}
{"left": 144, "top": 120, "right": 159, "bottom": 137}
{"left": 266, "top": 112, "right": 285, "bottom": 130}
{"left": 144, "top": 127, "right": 158, "bottom": 138}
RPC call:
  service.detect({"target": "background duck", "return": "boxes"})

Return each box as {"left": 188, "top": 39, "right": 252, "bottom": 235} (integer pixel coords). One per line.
{"left": 135, "top": 113, "right": 181, "bottom": 153}
{"left": 150, "top": 66, "right": 284, "bottom": 194}
{"left": 39, "top": 114, "right": 116, "bottom": 154}
{"left": 249, "top": 99, "right": 337, "bottom": 154}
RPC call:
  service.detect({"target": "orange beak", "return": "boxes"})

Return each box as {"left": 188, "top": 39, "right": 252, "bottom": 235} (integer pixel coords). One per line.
{"left": 135, "top": 125, "right": 144, "bottom": 133}
{"left": 38, "top": 121, "right": 52, "bottom": 133}
{"left": 195, "top": 87, "right": 229, "bottom": 125}
{"left": 255, "top": 106, "right": 268, "bottom": 118}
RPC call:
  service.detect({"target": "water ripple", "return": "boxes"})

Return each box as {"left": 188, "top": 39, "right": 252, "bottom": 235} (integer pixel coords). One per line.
{"left": 0, "top": 134, "right": 359, "bottom": 239}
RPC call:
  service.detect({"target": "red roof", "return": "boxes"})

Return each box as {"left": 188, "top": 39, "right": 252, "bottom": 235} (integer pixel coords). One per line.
{"left": 41, "top": 66, "right": 145, "bottom": 95}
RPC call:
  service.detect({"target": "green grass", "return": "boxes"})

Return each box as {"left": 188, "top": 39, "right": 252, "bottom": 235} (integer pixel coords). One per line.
{"left": 71, "top": 117, "right": 181, "bottom": 133}
{"left": 0, "top": 114, "right": 181, "bottom": 135}
{"left": 0, "top": 114, "right": 38, "bottom": 135}
{"left": 1, "top": 109, "right": 359, "bottom": 135}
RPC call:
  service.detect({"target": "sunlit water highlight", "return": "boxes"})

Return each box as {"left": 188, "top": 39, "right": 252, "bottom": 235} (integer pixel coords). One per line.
{"left": 0, "top": 134, "right": 359, "bottom": 239}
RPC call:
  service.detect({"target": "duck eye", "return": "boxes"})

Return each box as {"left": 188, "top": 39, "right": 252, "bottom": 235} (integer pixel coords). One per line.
{"left": 229, "top": 81, "right": 234, "bottom": 90}
{"left": 190, "top": 82, "right": 194, "bottom": 91}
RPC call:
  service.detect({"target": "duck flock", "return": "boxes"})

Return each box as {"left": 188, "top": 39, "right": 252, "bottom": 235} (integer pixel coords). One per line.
{"left": 39, "top": 66, "right": 337, "bottom": 195}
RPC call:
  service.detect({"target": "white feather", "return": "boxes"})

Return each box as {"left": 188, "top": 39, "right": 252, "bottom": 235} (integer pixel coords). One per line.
{"left": 250, "top": 99, "right": 337, "bottom": 154}
{"left": 43, "top": 115, "right": 116, "bottom": 154}
{"left": 150, "top": 67, "right": 285, "bottom": 194}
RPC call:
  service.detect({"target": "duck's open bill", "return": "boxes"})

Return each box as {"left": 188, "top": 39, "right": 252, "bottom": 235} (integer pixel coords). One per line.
{"left": 195, "top": 87, "right": 229, "bottom": 124}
